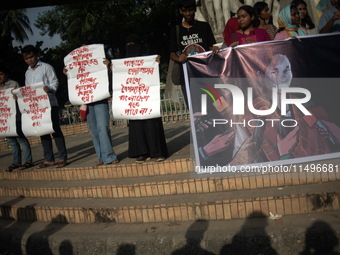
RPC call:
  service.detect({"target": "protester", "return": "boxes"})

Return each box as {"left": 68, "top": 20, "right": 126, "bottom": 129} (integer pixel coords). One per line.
{"left": 169, "top": 0, "right": 219, "bottom": 107}
{"left": 274, "top": 4, "right": 307, "bottom": 40}
{"left": 291, "top": 0, "right": 315, "bottom": 33}
{"left": 253, "top": 2, "right": 278, "bottom": 40}
{"left": 228, "top": 5, "right": 271, "bottom": 47}
{"left": 63, "top": 41, "right": 119, "bottom": 166}
{"left": 222, "top": 17, "right": 239, "bottom": 46}
{"left": 318, "top": 0, "right": 340, "bottom": 33}
{"left": 22, "top": 45, "right": 68, "bottom": 169}
{"left": 125, "top": 34, "right": 168, "bottom": 163}
{"left": 0, "top": 65, "right": 33, "bottom": 172}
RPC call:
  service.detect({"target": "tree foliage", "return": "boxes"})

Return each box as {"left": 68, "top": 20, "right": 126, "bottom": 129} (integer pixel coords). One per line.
{"left": 0, "top": 9, "right": 33, "bottom": 47}
{"left": 35, "top": 0, "right": 179, "bottom": 58}
{"left": 1, "top": 1, "right": 180, "bottom": 107}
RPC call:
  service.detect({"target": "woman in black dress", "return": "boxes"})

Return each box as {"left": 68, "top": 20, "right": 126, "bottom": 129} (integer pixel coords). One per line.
{"left": 125, "top": 34, "right": 168, "bottom": 163}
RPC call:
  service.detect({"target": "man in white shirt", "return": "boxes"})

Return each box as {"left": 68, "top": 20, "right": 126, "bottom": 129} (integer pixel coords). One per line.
{"left": 22, "top": 45, "right": 67, "bottom": 168}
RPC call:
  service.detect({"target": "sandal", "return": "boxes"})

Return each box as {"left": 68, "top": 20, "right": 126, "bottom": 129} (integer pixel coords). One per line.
{"left": 37, "top": 162, "right": 55, "bottom": 169}
{"left": 106, "top": 159, "right": 119, "bottom": 165}
{"left": 19, "top": 162, "right": 35, "bottom": 170}
{"left": 96, "top": 161, "right": 104, "bottom": 166}
{"left": 57, "top": 160, "right": 68, "bottom": 168}
{"left": 6, "top": 163, "right": 22, "bottom": 172}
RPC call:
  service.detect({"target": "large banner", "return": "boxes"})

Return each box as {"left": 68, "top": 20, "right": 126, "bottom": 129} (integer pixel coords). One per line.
{"left": 12, "top": 82, "right": 54, "bottom": 137}
{"left": 64, "top": 44, "right": 110, "bottom": 105}
{"left": 0, "top": 89, "right": 17, "bottom": 137}
{"left": 111, "top": 55, "right": 161, "bottom": 120}
{"left": 184, "top": 34, "right": 340, "bottom": 171}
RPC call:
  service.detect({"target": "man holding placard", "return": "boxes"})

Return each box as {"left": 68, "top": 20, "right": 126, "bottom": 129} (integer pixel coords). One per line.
{"left": 0, "top": 65, "right": 33, "bottom": 172}
{"left": 22, "top": 45, "right": 68, "bottom": 169}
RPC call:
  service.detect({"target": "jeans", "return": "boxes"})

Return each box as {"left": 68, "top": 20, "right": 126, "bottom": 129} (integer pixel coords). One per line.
{"left": 6, "top": 137, "right": 32, "bottom": 164}
{"left": 40, "top": 106, "right": 67, "bottom": 162}
{"left": 87, "top": 101, "right": 117, "bottom": 164}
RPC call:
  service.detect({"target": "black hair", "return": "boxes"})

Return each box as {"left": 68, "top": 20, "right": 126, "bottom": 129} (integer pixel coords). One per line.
{"left": 179, "top": 0, "right": 196, "bottom": 9}
{"left": 0, "top": 64, "right": 9, "bottom": 75}
{"left": 253, "top": 1, "right": 268, "bottom": 17}
{"left": 21, "top": 45, "right": 38, "bottom": 55}
{"left": 237, "top": 5, "right": 260, "bottom": 28}
{"left": 291, "top": 0, "right": 315, "bottom": 29}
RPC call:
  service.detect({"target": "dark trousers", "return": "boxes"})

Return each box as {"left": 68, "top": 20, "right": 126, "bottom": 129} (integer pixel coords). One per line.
{"left": 40, "top": 106, "right": 67, "bottom": 161}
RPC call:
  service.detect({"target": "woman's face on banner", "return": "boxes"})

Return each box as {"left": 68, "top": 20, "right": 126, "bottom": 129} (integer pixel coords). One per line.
{"left": 265, "top": 54, "right": 293, "bottom": 91}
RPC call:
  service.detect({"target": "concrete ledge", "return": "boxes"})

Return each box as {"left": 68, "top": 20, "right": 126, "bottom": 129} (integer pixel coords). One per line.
{"left": 0, "top": 211, "right": 340, "bottom": 255}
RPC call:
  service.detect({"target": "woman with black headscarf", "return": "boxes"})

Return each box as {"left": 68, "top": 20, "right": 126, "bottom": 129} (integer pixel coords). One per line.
{"left": 125, "top": 34, "right": 168, "bottom": 163}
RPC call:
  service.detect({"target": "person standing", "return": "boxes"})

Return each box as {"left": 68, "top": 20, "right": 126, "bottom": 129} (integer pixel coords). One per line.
{"left": 0, "top": 65, "right": 33, "bottom": 172}
{"left": 291, "top": 0, "right": 315, "bottom": 33}
{"left": 169, "top": 0, "right": 219, "bottom": 108}
{"left": 125, "top": 34, "right": 168, "bottom": 163}
{"left": 253, "top": 2, "right": 278, "bottom": 40}
{"left": 22, "top": 45, "right": 68, "bottom": 169}
{"left": 274, "top": 4, "right": 307, "bottom": 40}
{"left": 228, "top": 5, "right": 272, "bottom": 46}
{"left": 63, "top": 41, "right": 119, "bottom": 166}
{"left": 318, "top": 0, "right": 340, "bottom": 33}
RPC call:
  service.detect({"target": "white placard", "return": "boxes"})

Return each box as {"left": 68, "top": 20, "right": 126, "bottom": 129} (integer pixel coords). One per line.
{"left": 0, "top": 89, "right": 17, "bottom": 137}
{"left": 111, "top": 55, "right": 161, "bottom": 119}
{"left": 13, "top": 82, "right": 54, "bottom": 137}
{"left": 64, "top": 44, "right": 110, "bottom": 105}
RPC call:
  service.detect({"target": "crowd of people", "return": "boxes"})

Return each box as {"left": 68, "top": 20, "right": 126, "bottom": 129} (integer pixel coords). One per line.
{"left": 1, "top": 0, "right": 339, "bottom": 172}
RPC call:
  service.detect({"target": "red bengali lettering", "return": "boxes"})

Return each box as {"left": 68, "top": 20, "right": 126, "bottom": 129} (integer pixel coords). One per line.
{"left": 127, "top": 68, "right": 154, "bottom": 75}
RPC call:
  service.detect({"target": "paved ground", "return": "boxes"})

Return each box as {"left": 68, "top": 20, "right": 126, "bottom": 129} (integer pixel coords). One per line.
{"left": 1, "top": 210, "right": 340, "bottom": 254}
{"left": 0, "top": 121, "right": 192, "bottom": 170}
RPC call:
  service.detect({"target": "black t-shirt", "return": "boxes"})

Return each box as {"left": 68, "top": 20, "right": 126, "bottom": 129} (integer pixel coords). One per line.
{"left": 169, "top": 21, "right": 216, "bottom": 56}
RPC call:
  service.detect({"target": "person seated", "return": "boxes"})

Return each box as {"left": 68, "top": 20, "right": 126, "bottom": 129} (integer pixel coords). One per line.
{"left": 291, "top": 0, "right": 315, "bottom": 33}
{"left": 253, "top": 1, "right": 278, "bottom": 40}
{"left": 318, "top": 0, "right": 340, "bottom": 33}
{"left": 274, "top": 4, "right": 307, "bottom": 40}
{"left": 228, "top": 5, "right": 271, "bottom": 47}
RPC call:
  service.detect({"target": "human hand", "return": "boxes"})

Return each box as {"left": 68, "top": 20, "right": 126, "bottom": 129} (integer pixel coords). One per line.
{"left": 230, "top": 41, "right": 239, "bottom": 47}
{"left": 203, "top": 131, "right": 235, "bottom": 157}
{"left": 194, "top": 112, "right": 213, "bottom": 132}
{"left": 103, "top": 58, "right": 112, "bottom": 69}
{"left": 155, "top": 55, "right": 161, "bottom": 64}
{"left": 178, "top": 54, "right": 187, "bottom": 63}
{"left": 230, "top": 135, "right": 261, "bottom": 165}
{"left": 277, "top": 125, "right": 300, "bottom": 156}
{"left": 63, "top": 66, "right": 68, "bottom": 76}
{"left": 331, "top": 11, "right": 340, "bottom": 22}
{"left": 211, "top": 46, "right": 220, "bottom": 56}
{"left": 317, "top": 119, "right": 340, "bottom": 144}
{"left": 11, "top": 89, "right": 18, "bottom": 100}
{"left": 43, "top": 86, "right": 50, "bottom": 93}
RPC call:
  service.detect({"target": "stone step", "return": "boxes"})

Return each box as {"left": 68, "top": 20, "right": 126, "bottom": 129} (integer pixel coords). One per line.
{"left": 0, "top": 158, "right": 192, "bottom": 181}
{"left": 0, "top": 169, "right": 339, "bottom": 199}
{"left": 0, "top": 181, "right": 339, "bottom": 224}
{"left": 1, "top": 211, "right": 340, "bottom": 255}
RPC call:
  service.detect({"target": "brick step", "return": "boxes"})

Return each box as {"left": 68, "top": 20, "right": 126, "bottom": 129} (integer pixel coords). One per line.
{"left": 0, "top": 181, "right": 339, "bottom": 224}
{"left": 1, "top": 157, "right": 340, "bottom": 183}
{"left": 0, "top": 170, "right": 339, "bottom": 199}
{"left": 0, "top": 158, "right": 192, "bottom": 181}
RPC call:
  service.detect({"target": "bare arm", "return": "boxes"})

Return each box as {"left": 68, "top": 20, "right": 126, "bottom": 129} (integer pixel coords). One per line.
{"left": 170, "top": 52, "right": 187, "bottom": 64}
{"left": 320, "top": 11, "right": 340, "bottom": 33}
